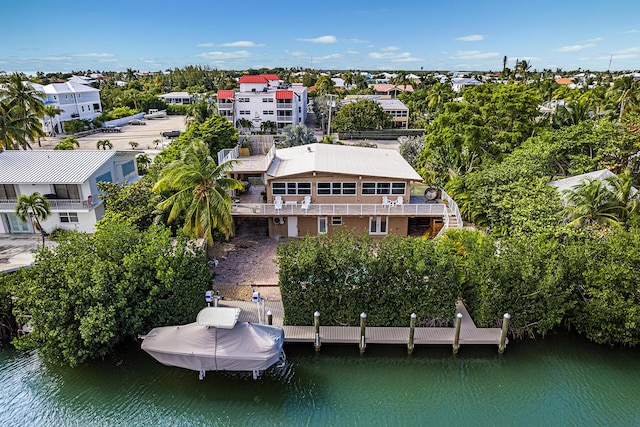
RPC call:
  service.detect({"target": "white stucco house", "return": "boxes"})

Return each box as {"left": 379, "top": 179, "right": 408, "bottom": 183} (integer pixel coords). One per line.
{"left": 451, "top": 77, "right": 482, "bottom": 92}
{"left": 158, "top": 91, "right": 193, "bottom": 104}
{"left": 217, "top": 74, "right": 307, "bottom": 132}
{"left": 0, "top": 150, "right": 140, "bottom": 235}
{"left": 30, "top": 81, "right": 103, "bottom": 135}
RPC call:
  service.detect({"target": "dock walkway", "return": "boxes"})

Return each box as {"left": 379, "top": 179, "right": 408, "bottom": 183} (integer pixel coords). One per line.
{"left": 219, "top": 300, "right": 505, "bottom": 349}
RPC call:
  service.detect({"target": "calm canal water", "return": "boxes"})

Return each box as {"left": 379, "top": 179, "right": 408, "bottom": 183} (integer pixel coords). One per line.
{"left": 1, "top": 333, "right": 640, "bottom": 426}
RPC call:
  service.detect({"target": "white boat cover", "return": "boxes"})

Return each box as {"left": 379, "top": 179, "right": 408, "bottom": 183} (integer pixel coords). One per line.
{"left": 141, "top": 321, "right": 285, "bottom": 372}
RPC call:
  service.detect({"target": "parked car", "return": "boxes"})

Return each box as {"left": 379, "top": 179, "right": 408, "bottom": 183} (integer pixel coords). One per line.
{"left": 129, "top": 119, "right": 146, "bottom": 125}
{"left": 103, "top": 125, "right": 122, "bottom": 133}
{"left": 162, "top": 130, "right": 181, "bottom": 138}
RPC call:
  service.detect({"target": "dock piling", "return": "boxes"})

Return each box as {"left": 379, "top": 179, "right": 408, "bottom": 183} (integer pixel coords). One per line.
{"left": 408, "top": 313, "right": 416, "bottom": 354}
{"left": 314, "top": 311, "right": 321, "bottom": 352}
{"left": 266, "top": 310, "right": 273, "bottom": 325}
{"left": 359, "top": 313, "right": 367, "bottom": 353}
{"left": 499, "top": 313, "right": 511, "bottom": 353}
{"left": 453, "top": 312, "right": 463, "bottom": 353}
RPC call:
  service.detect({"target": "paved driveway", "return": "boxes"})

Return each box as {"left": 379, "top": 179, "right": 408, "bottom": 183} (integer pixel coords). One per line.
{"left": 0, "top": 234, "right": 55, "bottom": 273}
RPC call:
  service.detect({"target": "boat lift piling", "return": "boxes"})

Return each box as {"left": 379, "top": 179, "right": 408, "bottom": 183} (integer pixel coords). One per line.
{"left": 407, "top": 313, "right": 416, "bottom": 354}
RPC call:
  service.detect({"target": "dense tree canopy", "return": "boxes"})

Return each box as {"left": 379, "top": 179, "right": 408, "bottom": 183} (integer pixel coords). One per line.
{"left": 332, "top": 99, "right": 392, "bottom": 132}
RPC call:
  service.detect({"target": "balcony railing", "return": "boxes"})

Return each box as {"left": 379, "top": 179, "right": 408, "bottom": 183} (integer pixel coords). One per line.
{"left": 231, "top": 202, "right": 447, "bottom": 217}
{"left": 0, "top": 198, "right": 97, "bottom": 211}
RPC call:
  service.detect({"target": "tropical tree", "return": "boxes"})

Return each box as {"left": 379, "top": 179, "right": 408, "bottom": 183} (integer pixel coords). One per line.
{"left": 3, "top": 72, "right": 46, "bottom": 148}
{"left": 153, "top": 140, "right": 243, "bottom": 245}
{"left": 605, "top": 169, "right": 640, "bottom": 224}
{"left": 260, "top": 120, "right": 276, "bottom": 134}
{"left": 332, "top": 99, "right": 392, "bottom": 132}
{"left": 278, "top": 124, "right": 316, "bottom": 148}
{"left": 185, "top": 98, "right": 216, "bottom": 126}
{"left": 96, "top": 139, "right": 113, "bottom": 150}
{"left": 314, "top": 76, "right": 336, "bottom": 96}
{"left": 129, "top": 141, "right": 139, "bottom": 149}
{"left": 0, "top": 100, "right": 24, "bottom": 150}
{"left": 562, "top": 179, "right": 621, "bottom": 228}
{"left": 606, "top": 76, "right": 640, "bottom": 120}
{"left": 54, "top": 136, "right": 80, "bottom": 150}
{"left": 43, "top": 105, "right": 63, "bottom": 136}
{"left": 15, "top": 192, "right": 51, "bottom": 247}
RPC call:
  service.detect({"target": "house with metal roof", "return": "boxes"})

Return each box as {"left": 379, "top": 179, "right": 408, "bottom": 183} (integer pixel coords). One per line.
{"left": 29, "top": 81, "right": 103, "bottom": 136}
{"left": 220, "top": 143, "right": 461, "bottom": 238}
{"left": 342, "top": 95, "right": 409, "bottom": 129}
{"left": 0, "top": 150, "right": 140, "bottom": 234}
{"left": 158, "top": 91, "right": 193, "bottom": 104}
{"left": 217, "top": 74, "right": 307, "bottom": 132}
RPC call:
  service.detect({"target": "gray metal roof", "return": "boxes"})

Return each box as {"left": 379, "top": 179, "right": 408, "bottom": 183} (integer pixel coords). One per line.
{"left": 267, "top": 143, "right": 423, "bottom": 181}
{"left": 0, "top": 150, "right": 119, "bottom": 184}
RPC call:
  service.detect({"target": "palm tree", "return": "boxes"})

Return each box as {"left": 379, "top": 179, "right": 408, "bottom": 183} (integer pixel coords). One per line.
{"left": 43, "top": 104, "right": 63, "bottom": 136}
{"left": 260, "top": 120, "right": 276, "bottom": 134}
{"left": 129, "top": 141, "right": 139, "bottom": 149}
{"left": 3, "top": 72, "right": 46, "bottom": 147}
{"left": 605, "top": 169, "right": 639, "bottom": 223}
{"left": 606, "top": 76, "right": 640, "bottom": 120}
{"left": 185, "top": 98, "right": 216, "bottom": 126}
{"left": 0, "top": 100, "right": 24, "bottom": 150}
{"left": 152, "top": 140, "right": 243, "bottom": 245}
{"left": 15, "top": 192, "right": 51, "bottom": 247}
{"left": 54, "top": 136, "right": 80, "bottom": 150}
{"left": 278, "top": 124, "right": 316, "bottom": 148}
{"left": 562, "top": 179, "right": 621, "bottom": 228}
{"left": 136, "top": 153, "right": 151, "bottom": 173}
{"left": 96, "top": 139, "right": 113, "bottom": 150}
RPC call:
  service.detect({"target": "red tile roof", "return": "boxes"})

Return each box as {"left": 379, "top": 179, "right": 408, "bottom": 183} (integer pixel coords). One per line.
{"left": 217, "top": 90, "right": 235, "bottom": 99}
{"left": 261, "top": 74, "right": 281, "bottom": 81}
{"left": 555, "top": 78, "right": 574, "bottom": 85}
{"left": 275, "top": 90, "right": 293, "bottom": 100}
{"left": 238, "top": 75, "right": 268, "bottom": 84}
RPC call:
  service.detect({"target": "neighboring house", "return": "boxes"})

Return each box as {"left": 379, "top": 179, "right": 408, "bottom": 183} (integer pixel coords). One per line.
{"left": 549, "top": 169, "right": 637, "bottom": 202}
{"left": 158, "top": 91, "right": 193, "bottom": 104}
{"left": 30, "top": 81, "right": 102, "bottom": 135}
{"left": 217, "top": 74, "right": 307, "bottom": 132}
{"left": 342, "top": 95, "right": 409, "bottom": 129}
{"left": 67, "top": 75, "right": 95, "bottom": 85}
{"left": 0, "top": 150, "right": 140, "bottom": 235}
{"left": 222, "top": 143, "right": 461, "bottom": 238}
{"left": 370, "top": 84, "right": 414, "bottom": 98}
{"left": 451, "top": 77, "right": 482, "bottom": 92}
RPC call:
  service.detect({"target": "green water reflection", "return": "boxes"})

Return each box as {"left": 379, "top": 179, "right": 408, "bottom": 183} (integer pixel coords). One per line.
{"left": 1, "top": 332, "right": 640, "bottom": 426}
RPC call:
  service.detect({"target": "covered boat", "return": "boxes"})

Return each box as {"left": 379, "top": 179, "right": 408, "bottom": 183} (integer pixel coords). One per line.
{"left": 141, "top": 306, "right": 285, "bottom": 379}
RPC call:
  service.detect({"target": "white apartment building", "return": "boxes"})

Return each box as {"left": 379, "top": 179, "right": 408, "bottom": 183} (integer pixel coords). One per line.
{"left": 0, "top": 150, "right": 140, "bottom": 235}
{"left": 30, "top": 81, "right": 103, "bottom": 135}
{"left": 217, "top": 74, "right": 307, "bottom": 131}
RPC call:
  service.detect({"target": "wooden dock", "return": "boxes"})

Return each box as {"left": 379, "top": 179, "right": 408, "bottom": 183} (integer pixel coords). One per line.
{"left": 219, "top": 300, "right": 506, "bottom": 351}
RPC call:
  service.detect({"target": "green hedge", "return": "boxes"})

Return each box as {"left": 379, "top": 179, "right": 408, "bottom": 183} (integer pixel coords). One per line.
{"left": 167, "top": 104, "right": 189, "bottom": 115}
{"left": 277, "top": 231, "right": 460, "bottom": 326}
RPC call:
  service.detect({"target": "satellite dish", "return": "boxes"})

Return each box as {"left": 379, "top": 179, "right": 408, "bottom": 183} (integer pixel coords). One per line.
{"left": 424, "top": 187, "right": 438, "bottom": 201}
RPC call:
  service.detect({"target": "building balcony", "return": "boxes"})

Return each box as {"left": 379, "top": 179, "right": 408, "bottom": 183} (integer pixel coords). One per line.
{"left": 0, "top": 198, "right": 98, "bottom": 212}
{"left": 276, "top": 102, "right": 293, "bottom": 109}
{"left": 231, "top": 201, "right": 447, "bottom": 217}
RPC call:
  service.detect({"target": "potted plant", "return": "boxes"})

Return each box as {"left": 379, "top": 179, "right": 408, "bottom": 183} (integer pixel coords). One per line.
{"left": 238, "top": 137, "right": 252, "bottom": 157}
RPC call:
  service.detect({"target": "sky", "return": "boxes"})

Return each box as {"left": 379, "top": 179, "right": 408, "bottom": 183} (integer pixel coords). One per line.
{"left": 2, "top": 0, "right": 640, "bottom": 74}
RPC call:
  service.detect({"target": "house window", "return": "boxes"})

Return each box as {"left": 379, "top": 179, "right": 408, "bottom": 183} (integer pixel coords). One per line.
{"left": 53, "top": 184, "right": 80, "bottom": 199}
{"left": 317, "top": 182, "right": 356, "bottom": 195}
{"left": 272, "top": 182, "right": 311, "bottom": 195}
{"left": 59, "top": 212, "right": 79, "bottom": 223}
{"left": 121, "top": 160, "right": 135, "bottom": 176}
{"left": 369, "top": 216, "right": 388, "bottom": 235}
{"left": 263, "top": 110, "right": 274, "bottom": 115}
{"left": 318, "top": 217, "right": 328, "bottom": 234}
{"left": 95, "top": 171, "right": 113, "bottom": 184}
{"left": 238, "top": 98, "right": 250, "bottom": 102}
{"left": 239, "top": 110, "right": 250, "bottom": 115}
{"left": 362, "top": 182, "right": 406, "bottom": 195}
{"left": 0, "top": 184, "right": 17, "bottom": 200}
{"left": 332, "top": 216, "right": 342, "bottom": 226}
{"left": 262, "top": 98, "right": 273, "bottom": 102}
{"left": 81, "top": 106, "right": 84, "bottom": 112}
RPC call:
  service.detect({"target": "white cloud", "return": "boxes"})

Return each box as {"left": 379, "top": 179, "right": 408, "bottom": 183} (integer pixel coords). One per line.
{"left": 72, "top": 53, "right": 114, "bottom": 57}
{"left": 585, "top": 37, "right": 603, "bottom": 42}
{"left": 314, "top": 53, "right": 344, "bottom": 61}
{"left": 297, "top": 35, "right": 337, "bottom": 44}
{"left": 456, "top": 34, "right": 485, "bottom": 42}
{"left": 369, "top": 51, "right": 422, "bottom": 62}
{"left": 346, "top": 49, "right": 359, "bottom": 55}
{"left": 614, "top": 47, "right": 640, "bottom": 54}
{"left": 39, "top": 56, "right": 72, "bottom": 61}
{"left": 346, "top": 38, "right": 368, "bottom": 44}
{"left": 381, "top": 46, "right": 400, "bottom": 51}
{"left": 221, "top": 41, "right": 264, "bottom": 47}
{"left": 450, "top": 50, "right": 499, "bottom": 59}
{"left": 288, "top": 51, "right": 309, "bottom": 57}
{"left": 623, "top": 29, "right": 639, "bottom": 34}
{"left": 197, "top": 42, "right": 215, "bottom": 47}
{"left": 598, "top": 54, "right": 637, "bottom": 60}
{"left": 557, "top": 43, "right": 596, "bottom": 53}
{"left": 196, "top": 50, "right": 252, "bottom": 59}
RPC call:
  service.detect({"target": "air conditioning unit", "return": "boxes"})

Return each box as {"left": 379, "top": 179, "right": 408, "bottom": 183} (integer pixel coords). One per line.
{"left": 273, "top": 217, "right": 285, "bottom": 225}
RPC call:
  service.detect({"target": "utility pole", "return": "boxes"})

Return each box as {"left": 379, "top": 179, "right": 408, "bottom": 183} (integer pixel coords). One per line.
{"left": 326, "top": 94, "right": 336, "bottom": 137}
